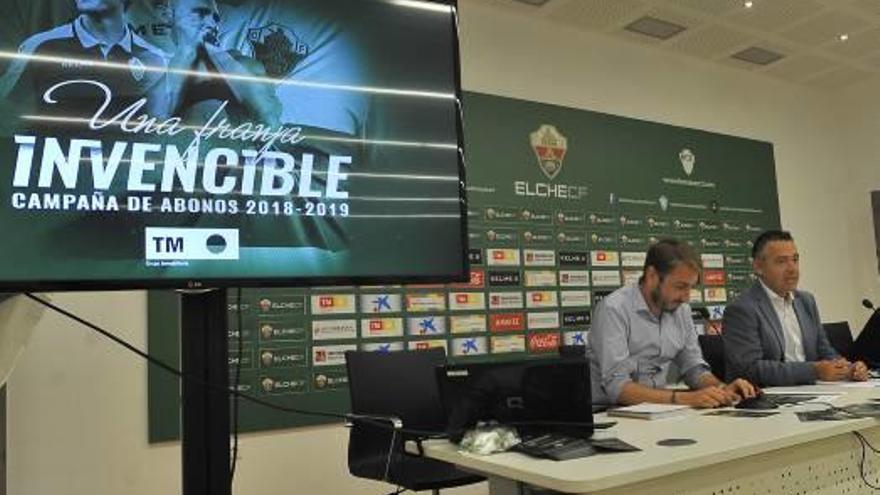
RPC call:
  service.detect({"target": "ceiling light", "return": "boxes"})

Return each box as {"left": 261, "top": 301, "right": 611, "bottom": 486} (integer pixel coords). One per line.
{"left": 839, "top": 33, "right": 849, "bottom": 42}
{"left": 744, "top": 1, "right": 753, "bottom": 8}
{"left": 624, "top": 16, "right": 687, "bottom": 41}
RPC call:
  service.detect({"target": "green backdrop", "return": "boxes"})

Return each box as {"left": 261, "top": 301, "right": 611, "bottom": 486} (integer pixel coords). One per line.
{"left": 148, "top": 91, "right": 780, "bottom": 442}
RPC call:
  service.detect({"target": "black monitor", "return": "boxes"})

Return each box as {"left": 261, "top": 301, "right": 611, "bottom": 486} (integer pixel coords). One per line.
{"left": 852, "top": 311, "right": 880, "bottom": 367}
{"left": 0, "top": 0, "right": 466, "bottom": 291}
{"left": 437, "top": 358, "right": 593, "bottom": 443}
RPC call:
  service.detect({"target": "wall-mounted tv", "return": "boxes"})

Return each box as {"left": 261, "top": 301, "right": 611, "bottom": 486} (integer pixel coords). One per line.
{"left": 0, "top": 0, "right": 467, "bottom": 290}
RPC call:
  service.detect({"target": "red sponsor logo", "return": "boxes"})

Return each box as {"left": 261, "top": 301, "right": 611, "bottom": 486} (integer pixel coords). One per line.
{"left": 596, "top": 252, "right": 607, "bottom": 262}
{"left": 314, "top": 350, "right": 327, "bottom": 362}
{"left": 531, "top": 293, "right": 545, "bottom": 302}
{"left": 490, "top": 313, "right": 525, "bottom": 332}
{"left": 369, "top": 320, "right": 384, "bottom": 331}
{"left": 703, "top": 270, "right": 726, "bottom": 286}
{"left": 493, "top": 250, "right": 506, "bottom": 260}
{"left": 450, "top": 270, "right": 485, "bottom": 289}
{"left": 455, "top": 294, "right": 470, "bottom": 304}
{"left": 415, "top": 342, "right": 432, "bottom": 350}
{"left": 318, "top": 296, "right": 334, "bottom": 308}
{"left": 528, "top": 333, "right": 560, "bottom": 352}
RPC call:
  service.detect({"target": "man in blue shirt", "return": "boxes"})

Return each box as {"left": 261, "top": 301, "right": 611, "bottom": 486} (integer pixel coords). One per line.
{"left": 589, "top": 239, "right": 759, "bottom": 407}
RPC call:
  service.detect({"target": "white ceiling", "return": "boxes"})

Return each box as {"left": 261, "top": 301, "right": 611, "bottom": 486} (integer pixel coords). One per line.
{"left": 467, "top": 0, "right": 880, "bottom": 91}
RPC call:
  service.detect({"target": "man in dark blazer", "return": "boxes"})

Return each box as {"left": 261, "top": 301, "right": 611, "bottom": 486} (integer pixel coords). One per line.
{"left": 723, "top": 230, "right": 870, "bottom": 386}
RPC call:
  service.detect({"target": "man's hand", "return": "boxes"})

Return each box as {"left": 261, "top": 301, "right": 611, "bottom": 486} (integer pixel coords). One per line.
{"left": 678, "top": 386, "right": 737, "bottom": 408}
{"left": 814, "top": 359, "right": 851, "bottom": 381}
{"left": 724, "top": 378, "right": 759, "bottom": 400}
{"left": 851, "top": 360, "right": 870, "bottom": 381}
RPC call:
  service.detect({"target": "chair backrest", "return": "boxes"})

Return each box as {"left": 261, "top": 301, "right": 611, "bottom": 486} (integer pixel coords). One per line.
{"left": 345, "top": 348, "right": 448, "bottom": 481}
{"left": 698, "top": 334, "right": 725, "bottom": 380}
{"left": 823, "top": 321, "right": 854, "bottom": 359}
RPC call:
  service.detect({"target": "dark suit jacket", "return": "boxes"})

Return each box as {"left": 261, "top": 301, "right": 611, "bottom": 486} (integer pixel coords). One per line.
{"left": 722, "top": 282, "right": 838, "bottom": 386}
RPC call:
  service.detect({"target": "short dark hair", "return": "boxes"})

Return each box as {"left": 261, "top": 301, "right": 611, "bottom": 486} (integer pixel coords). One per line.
{"left": 751, "top": 230, "right": 793, "bottom": 259}
{"left": 643, "top": 239, "right": 701, "bottom": 280}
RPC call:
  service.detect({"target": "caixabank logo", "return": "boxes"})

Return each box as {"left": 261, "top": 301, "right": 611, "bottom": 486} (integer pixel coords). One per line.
{"left": 514, "top": 125, "right": 588, "bottom": 200}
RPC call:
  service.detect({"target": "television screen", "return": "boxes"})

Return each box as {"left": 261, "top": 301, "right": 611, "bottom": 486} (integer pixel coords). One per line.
{"left": 0, "top": 0, "right": 466, "bottom": 290}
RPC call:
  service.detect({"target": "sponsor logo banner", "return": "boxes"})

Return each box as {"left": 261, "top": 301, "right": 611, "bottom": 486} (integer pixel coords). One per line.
{"left": 589, "top": 232, "right": 617, "bottom": 247}
{"left": 527, "top": 311, "right": 559, "bottom": 330}
{"left": 621, "top": 252, "right": 647, "bottom": 267}
{"left": 673, "top": 219, "right": 698, "bottom": 231}
{"left": 408, "top": 339, "right": 448, "bottom": 351}
{"left": 311, "top": 319, "right": 357, "bottom": 341}
{"left": 406, "top": 293, "right": 447, "bottom": 312}
{"left": 360, "top": 293, "right": 403, "bottom": 313}
{"left": 556, "top": 211, "right": 586, "bottom": 225}
{"left": 745, "top": 223, "right": 763, "bottom": 233}
{"left": 690, "top": 289, "right": 704, "bottom": 303}
{"left": 556, "top": 231, "right": 587, "bottom": 245}
{"left": 489, "top": 291, "right": 524, "bottom": 309}
{"left": 563, "top": 311, "right": 591, "bottom": 327}
{"left": 722, "top": 222, "right": 742, "bottom": 232}
{"left": 564, "top": 331, "right": 588, "bottom": 346}
{"left": 701, "top": 254, "right": 725, "bottom": 269}
{"left": 491, "top": 335, "right": 526, "bottom": 354}
{"left": 259, "top": 347, "right": 307, "bottom": 368}
{"left": 523, "top": 249, "right": 556, "bottom": 267}
{"left": 449, "top": 269, "right": 485, "bottom": 289}
{"left": 725, "top": 255, "right": 749, "bottom": 265}
{"left": 619, "top": 234, "right": 649, "bottom": 248}
{"left": 526, "top": 291, "right": 558, "bottom": 308}
{"left": 524, "top": 270, "right": 557, "bottom": 287}
{"left": 257, "top": 321, "right": 306, "bottom": 342}
{"left": 528, "top": 332, "right": 561, "bottom": 353}
{"left": 699, "top": 221, "right": 720, "bottom": 232}
{"left": 700, "top": 238, "right": 723, "bottom": 249}
{"left": 560, "top": 290, "right": 591, "bottom": 307}
{"left": 312, "top": 344, "right": 357, "bottom": 367}
{"left": 490, "top": 312, "right": 525, "bottom": 332}
{"left": 622, "top": 270, "right": 641, "bottom": 285}
{"left": 727, "top": 271, "right": 753, "bottom": 284}
{"left": 522, "top": 209, "right": 553, "bottom": 223}
{"left": 452, "top": 336, "right": 488, "bottom": 357}
{"left": 521, "top": 229, "right": 555, "bottom": 245}
{"left": 592, "top": 270, "right": 622, "bottom": 287}
{"left": 618, "top": 216, "right": 644, "bottom": 228}
{"left": 589, "top": 213, "right": 616, "bottom": 226}
{"left": 559, "top": 251, "right": 588, "bottom": 266}
{"left": 484, "top": 206, "right": 519, "bottom": 222}
{"left": 260, "top": 373, "right": 308, "bottom": 395}
{"left": 312, "top": 370, "right": 349, "bottom": 391}
{"left": 449, "top": 292, "right": 486, "bottom": 311}
{"left": 483, "top": 228, "right": 518, "bottom": 244}
{"left": 145, "top": 227, "right": 239, "bottom": 261}
{"left": 703, "top": 270, "right": 726, "bottom": 286}
{"left": 360, "top": 318, "right": 404, "bottom": 339}
{"left": 256, "top": 295, "right": 307, "bottom": 315}
{"left": 591, "top": 250, "right": 620, "bottom": 267}
{"left": 450, "top": 314, "right": 487, "bottom": 334}
{"left": 407, "top": 316, "right": 447, "bottom": 336}
{"left": 704, "top": 287, "right": 728, "bottom": 303}
{"left": 723, "top": 239, "right": 745, "bottom": 249}
{"left": 646, "top": 217, "right": 671, "bottom": 230}
{"left": 487, "top": 248, "right": 521, "bottom": 266}
{"left": 360, "top": 341, "right": 405, "bottom": 352}
{"left": 559, "top": 270, "right": 590, "bottom": 287}
{"left": 310, "top": 294, "right": 356, "bottom": 315}
{"left": 707, "top": 305, "right": 726, "bottom": 320}
{"left": 488, "top": 270, "right": 522, "bottom": 286}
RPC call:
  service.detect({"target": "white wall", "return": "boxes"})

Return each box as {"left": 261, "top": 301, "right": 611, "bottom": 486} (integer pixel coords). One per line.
{"left": 7, "top": 2, "right": 873, "bottom": 494}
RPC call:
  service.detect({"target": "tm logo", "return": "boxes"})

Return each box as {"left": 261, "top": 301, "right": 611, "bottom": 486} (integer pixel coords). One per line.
{"left": 145, "top": 228, "right": 238, "bottom": 261}
{"left": 152, "top": 236, "right": 184, "bottom": 254}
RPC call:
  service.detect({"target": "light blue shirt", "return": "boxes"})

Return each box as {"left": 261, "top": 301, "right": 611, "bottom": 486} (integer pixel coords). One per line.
{"left": 588, "top": 283, "right": 711, "bottom": 404}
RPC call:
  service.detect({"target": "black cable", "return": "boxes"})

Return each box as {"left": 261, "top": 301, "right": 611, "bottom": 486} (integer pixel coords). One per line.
{"left": 230, "top": 287, "right": 243, "bottom": 487}
{"left": 852, "top": 432, "right": 880, "bottom": 490}
{"left": 23, "top": 292, "right": 448, "bottom": 439}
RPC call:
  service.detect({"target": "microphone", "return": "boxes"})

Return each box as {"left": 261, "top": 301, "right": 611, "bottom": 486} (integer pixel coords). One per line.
{"left": 863, "top": 299, "right": 876, "bottom": 311}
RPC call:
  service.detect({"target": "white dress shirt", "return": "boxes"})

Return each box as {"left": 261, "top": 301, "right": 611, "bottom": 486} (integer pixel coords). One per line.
{"left": 761, "top": 280, "right": 805, "bottom": 362}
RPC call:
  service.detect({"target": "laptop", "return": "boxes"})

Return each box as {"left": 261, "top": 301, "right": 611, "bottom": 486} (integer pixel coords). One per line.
{"left": 435, "top": 357, "right": 594, "bottom": 443}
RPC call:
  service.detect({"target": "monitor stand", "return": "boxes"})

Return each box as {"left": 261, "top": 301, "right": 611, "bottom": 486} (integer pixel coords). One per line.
{"left": 180, "top": 289, "right": 231, "bottom": 495}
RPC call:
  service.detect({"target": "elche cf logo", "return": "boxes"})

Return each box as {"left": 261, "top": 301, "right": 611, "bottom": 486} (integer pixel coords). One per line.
{"left": 530, "top": 125, "right": 568, "bottom": 180}
{"left": 245, "top": 24, "right": 310, "bottom": 77}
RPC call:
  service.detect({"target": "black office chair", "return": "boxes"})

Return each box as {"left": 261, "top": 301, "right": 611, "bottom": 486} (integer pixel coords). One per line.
{"left": 698, "top": 334, "right": 725, "bottom": 380}
{"left": 345, "top": 348, "right": 485, "bottom": 494}
{"left": 823, "top": 321, "right": 854, "bottom": 360}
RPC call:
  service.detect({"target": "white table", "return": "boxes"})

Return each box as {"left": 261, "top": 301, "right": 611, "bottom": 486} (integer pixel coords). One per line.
{"left": 414, "top": 383, "right": 880, "bottom": 494}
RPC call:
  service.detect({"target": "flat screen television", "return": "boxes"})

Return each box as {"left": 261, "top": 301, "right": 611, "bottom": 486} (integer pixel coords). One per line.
{"left": 0, "top": 0, "right": 467, "bottom": 290}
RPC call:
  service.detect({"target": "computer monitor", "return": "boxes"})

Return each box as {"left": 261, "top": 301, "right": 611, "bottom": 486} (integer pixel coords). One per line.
{"left": 0, "top": 0, "right": 466, "bottom": 291}
{"left": 437, "top": 358, "right": 593, "bottom": 442}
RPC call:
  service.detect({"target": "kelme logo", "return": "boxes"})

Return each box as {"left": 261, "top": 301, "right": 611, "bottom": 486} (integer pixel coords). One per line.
{"left": 530, "top": 124, "right": 568, "bottom": 180}
{"left": 679, "top": 148, "right": 695, "bottom": 176}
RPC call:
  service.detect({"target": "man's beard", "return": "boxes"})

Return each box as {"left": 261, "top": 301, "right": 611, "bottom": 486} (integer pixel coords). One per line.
{"left": 650, "top": 287, "right": 679, "bottom": 314}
